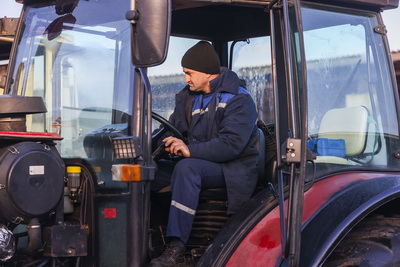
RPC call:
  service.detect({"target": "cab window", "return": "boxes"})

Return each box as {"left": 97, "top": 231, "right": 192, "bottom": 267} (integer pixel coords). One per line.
{"left": 302, "top": 5, "right": 399, "bottom": 177}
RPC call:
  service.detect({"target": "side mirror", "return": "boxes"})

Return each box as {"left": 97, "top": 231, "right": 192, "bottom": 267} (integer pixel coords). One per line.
{"left": 45, "top": 14, "right": 76, "bottom": 41}
{"left": 127, "top": 0, "right": 171, "bottom": 68}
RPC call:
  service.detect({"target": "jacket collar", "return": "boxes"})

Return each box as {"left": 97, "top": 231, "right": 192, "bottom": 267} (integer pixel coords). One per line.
{"left": 209, "top": 67, "right": 240, "bottom": 95}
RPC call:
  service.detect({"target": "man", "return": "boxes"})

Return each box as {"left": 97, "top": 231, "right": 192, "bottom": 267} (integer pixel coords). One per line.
{"left": 150, "top": 41, "right": 259, "bottom": 267}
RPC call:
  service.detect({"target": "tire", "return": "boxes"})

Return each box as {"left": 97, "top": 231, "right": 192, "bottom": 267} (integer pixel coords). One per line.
{"left": 323, "top": 216, "right": 400, "bottom": 267}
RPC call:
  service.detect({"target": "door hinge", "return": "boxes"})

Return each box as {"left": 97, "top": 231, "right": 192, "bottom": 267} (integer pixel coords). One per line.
{"left": 284, "top": 138, "right": 301, "bottom": 163}
{"left": 374, "top": 24, "right": 387, "bottom": 35}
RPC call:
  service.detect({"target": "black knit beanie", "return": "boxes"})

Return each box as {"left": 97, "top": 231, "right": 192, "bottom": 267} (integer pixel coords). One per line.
{"left": 181, "top": 41, "right": 221, "bottom": 74}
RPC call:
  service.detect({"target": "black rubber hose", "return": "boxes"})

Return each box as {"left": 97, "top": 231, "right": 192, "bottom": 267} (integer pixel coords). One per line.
{"left": 26, "top": 218, "right": 42, "bottom": 256}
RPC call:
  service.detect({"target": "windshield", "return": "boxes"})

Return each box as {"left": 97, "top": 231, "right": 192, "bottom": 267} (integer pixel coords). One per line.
{"left": 8, "top": 0, "right": 132, "bottom": 191}
{"left": 8, "top": 0, "right": 132, "bottom": 157}
{"left": 302, "top": 5, "right": 400, "bottom": 179}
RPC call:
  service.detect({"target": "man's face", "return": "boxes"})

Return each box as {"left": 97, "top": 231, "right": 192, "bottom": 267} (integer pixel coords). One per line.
{"left": 183, "top": 68, "right": 211, "bottom": 94}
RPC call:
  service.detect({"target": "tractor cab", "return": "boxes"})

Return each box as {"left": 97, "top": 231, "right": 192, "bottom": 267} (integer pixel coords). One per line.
{"left": 1, "top": 0, "right": 399, "bottom": 266}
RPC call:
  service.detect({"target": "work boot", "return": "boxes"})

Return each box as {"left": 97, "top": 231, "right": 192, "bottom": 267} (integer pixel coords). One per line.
{"left": 149, "top": 245, "right": 185, "bottom": 267}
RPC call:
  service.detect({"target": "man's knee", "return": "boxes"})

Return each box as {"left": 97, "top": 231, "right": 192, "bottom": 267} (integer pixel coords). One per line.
{"left": 174, "top": 158, "right": 201, "bottom": 174}
{"left": 171, "top": 159, "right": 203, "bottom": 187}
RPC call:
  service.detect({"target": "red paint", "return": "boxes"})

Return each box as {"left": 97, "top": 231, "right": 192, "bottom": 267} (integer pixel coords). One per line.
{"left": 0, "top": 131, "right": 63, "bottom": 140}
{"left": 259, "top": 234, "right": 276, "bottom": 249}
{"left": 104, "top": 208, "right": 117, "bottom": 218}
{"left": 226, "top": 172, "right": 395, "bottom": 266}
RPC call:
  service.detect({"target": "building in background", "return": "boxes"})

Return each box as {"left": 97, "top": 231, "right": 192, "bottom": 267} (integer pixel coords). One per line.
{"left": 0, "top": 16, "right": 399, "bottom": 95}
{"left": 0, "top": 17, "right": 19, "bottom": 93}
{"left": 393, "top": 51, "right": 400, "bottom": 92}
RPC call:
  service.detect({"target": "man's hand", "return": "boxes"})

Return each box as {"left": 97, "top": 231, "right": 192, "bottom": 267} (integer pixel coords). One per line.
{"left": 163, "top": 136, "right": 191, "bottom": 157}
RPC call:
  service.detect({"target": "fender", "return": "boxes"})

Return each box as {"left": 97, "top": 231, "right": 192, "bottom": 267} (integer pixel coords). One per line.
{"left": 198, "top": 188, "right": 279, "bottom": 266}
{"left": 201, "top": 172, "right": 399, "bottom": 267}
{"left": 295, "top": 174, "right": 400, "bottom": 267}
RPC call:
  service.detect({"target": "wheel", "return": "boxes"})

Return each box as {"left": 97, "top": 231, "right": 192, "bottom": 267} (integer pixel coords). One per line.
{"left": 151, "top": 112, "right": 186, "bottom": 160}
{"left": 323, "top": 216, "right": 400, "bottom": 267}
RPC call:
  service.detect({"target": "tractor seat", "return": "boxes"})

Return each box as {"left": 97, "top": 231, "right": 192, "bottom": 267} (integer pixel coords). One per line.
{"left": 312, "top": 106, "right": 370, "bottom": 165}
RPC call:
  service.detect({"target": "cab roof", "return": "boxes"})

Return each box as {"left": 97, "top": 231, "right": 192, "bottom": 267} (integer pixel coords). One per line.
{"left": 172, "top": 0, "right": 399, "bottom": 10}
{"left": 170, "top": 0, "right": 398, "bottom": 41}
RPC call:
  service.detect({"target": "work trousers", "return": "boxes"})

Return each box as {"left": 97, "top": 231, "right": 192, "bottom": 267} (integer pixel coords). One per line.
{"left": 153, "top": 158, "right": 226, "bottom": 243}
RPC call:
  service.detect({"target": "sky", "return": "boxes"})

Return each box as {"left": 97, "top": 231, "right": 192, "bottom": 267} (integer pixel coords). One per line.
{"left": 383, "top": 7, "right": 400, "bottom": 51}
{"left": 1, "top": 0, "right": 399, "bottom": 51}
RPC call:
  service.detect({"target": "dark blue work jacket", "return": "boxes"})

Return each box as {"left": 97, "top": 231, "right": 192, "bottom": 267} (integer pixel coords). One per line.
{"left": 169, "top": 67, "right": 259, "bottom": 213}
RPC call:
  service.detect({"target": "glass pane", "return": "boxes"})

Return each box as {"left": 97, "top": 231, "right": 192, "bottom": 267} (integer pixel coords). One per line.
{"left": 302, "top": 6, "right": 400, "bottom": 178}
{"left": 231, "top": 37, "right": 273, "bottom": 124}
{"left": 149, "top": 37, "right": 273, "bottom": 126}
{"left": 148, "top": 37, "right": 200, "bottom": 127}
{"left": 10, "top": 0, "right": 132, "bottom": 190}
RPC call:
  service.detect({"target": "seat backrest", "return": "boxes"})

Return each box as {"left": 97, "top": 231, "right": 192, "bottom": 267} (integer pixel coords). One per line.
{"left": 318, "top": 106, "right": 369, "bottom": 156}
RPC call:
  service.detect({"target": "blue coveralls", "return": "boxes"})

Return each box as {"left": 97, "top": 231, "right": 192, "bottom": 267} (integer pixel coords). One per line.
{"left": 154, "top": 67, "right": 259, "bottom": 244}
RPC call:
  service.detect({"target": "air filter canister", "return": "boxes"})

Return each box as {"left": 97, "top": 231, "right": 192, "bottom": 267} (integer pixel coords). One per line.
{"left": 0, "top": 142, "right": 64, "bottom": 223}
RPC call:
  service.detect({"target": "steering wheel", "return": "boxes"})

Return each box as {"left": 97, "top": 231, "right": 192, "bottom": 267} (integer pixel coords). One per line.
{"left": 152, "top": 112, "right": 186, "bottom": 160}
